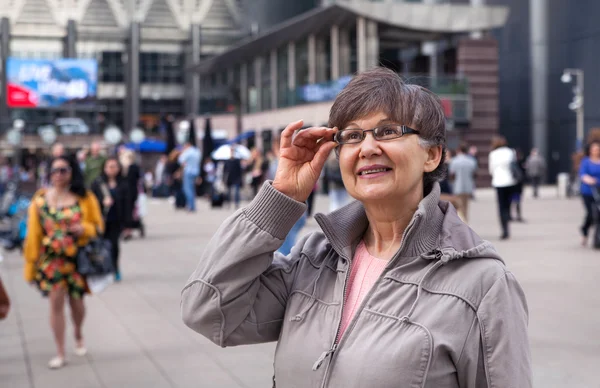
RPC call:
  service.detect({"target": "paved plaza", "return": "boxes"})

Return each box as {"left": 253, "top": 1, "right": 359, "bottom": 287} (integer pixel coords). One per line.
{"left": 1, "top": 186, "right": 599, "bottom": 388}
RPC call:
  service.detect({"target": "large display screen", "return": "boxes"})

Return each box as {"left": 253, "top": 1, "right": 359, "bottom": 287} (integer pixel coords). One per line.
{"left": 6, "top": 58, "right": 98, "bottom": 108}
{"left": 297, "top": 76, "right": 353, "bottom": 104}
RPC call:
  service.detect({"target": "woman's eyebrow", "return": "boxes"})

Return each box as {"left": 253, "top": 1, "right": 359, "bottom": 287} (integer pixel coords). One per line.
{"left": 344, "top": 118, "right": 392, "bottom": 129}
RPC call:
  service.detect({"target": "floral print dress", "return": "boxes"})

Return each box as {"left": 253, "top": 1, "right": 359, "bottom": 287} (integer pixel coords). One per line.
{"left": 35, "top": 198, "right": 86, "bottom": 298}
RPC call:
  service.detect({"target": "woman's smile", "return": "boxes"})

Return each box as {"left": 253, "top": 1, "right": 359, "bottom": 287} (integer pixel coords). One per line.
{"left": 356, "top": 164, "right": 393, "bottom": 179}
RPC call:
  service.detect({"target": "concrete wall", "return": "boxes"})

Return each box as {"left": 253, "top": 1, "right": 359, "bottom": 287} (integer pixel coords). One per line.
{"left": 240, "top": 0, "right": 319, "bottom": 32}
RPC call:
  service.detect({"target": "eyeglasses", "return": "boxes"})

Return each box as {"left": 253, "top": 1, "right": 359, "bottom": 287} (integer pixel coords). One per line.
{"left": 51, "top": 167, "right": 71, "bottom": 175}
{"left": 334, "top": 125, "right": 420, "bottom": 145}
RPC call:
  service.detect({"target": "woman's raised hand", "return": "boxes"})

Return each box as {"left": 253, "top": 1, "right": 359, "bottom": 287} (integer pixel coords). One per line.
{"left": 272, "top": 120, "right": 338, "bottom": 203}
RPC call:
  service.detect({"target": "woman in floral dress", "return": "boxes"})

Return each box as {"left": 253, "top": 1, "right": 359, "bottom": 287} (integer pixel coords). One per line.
{"left": 23, "top": 154, "right": 103, "bottom": 369}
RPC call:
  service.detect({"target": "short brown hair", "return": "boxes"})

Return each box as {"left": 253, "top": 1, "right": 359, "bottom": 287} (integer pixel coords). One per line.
{"left": 491, "top": 135, "right": 507, "bottom": 150}
{"left": 329, "top": 67, "right": 446, "bottom": 192}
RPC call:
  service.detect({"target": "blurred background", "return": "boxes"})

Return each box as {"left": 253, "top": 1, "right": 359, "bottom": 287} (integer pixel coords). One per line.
{"left": 0, "top": 0, "right": 594, "bottom": 188}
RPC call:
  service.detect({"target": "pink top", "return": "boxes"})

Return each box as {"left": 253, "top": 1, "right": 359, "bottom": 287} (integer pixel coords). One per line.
{"left": 337, "top": 241, "right": 388, "bottom": 341}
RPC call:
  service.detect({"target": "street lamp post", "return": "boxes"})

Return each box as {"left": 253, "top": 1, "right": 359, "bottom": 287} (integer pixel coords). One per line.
{"left": 561, "top": 68, "right": 585, "bottom": 150}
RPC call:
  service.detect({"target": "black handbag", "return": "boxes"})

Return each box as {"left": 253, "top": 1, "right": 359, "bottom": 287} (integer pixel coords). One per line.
{"left": 76, "top": 238, "right": 114, "bottom": 276}
{"left": 510, "top": 161, "right": 524, "bottom": 182}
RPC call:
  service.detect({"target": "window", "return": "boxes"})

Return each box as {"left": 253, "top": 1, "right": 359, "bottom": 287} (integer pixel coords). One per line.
{"left": 295, "top": 39, "right": 309, "bottom": 86}
{"left": 98, "top": 99, "right": 125, "bottom": 130}
{"left": 277, "top": 46, "right": 290, "bottom": 107}
{"left": 140, "top": 52, "right": 184, "bottom": 84}
{"left": 140, "top": 99, "right": 184, "bottom": 115}
{"left": 100, "top": 52, "right": 124, "bottom": 83}
{"left": 261, "top": 54, "right": 271, "bottom": 111}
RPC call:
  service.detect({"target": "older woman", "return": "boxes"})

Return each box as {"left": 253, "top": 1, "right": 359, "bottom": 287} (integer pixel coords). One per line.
{"left": 182, "top": 68, "right": 531, "bottom": 387}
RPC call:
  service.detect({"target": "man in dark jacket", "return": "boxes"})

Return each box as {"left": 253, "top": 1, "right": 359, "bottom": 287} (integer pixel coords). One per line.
{"left": 224, "top": 147, "right": 243, "bottom": 209}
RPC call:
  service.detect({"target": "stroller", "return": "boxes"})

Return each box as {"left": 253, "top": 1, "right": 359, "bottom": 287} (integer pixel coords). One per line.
{"left": 0, "top": 183, "right": 32, "bottom": 252}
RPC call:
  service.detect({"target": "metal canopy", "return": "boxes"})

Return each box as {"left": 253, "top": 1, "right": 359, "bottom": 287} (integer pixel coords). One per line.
{"left": 190, "top": 2, "right": 508, "bottom": 75}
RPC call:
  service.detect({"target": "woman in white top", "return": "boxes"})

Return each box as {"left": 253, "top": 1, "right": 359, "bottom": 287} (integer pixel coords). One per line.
{"left": 488, "top": 135, "right": 518, "bottom": 239}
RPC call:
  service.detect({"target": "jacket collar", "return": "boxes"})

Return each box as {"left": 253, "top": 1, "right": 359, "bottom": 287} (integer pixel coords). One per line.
{"left": 314, "top": 183, "right": 444, "bottom": 261}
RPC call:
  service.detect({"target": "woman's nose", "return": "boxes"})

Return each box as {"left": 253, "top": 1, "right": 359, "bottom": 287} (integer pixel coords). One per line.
{"left": 359, "top": 132, "right": 382, "bottom": 158}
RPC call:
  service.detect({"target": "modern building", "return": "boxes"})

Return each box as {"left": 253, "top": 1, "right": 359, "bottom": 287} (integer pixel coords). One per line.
{"left": 0, "top": 0, "right": 250, "bottom": 145}
{"left": 488, "top": 0, "right": 599, "bottom": 181}
{"left": 191, "top": 0, "right": 509, "bottom": 184}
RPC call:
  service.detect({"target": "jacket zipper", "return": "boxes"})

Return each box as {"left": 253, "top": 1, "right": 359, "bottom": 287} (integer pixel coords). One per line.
{"left": 315, "top": 214, "right": 423, "bottom": 387}
{"left": 312, "top": 251, "right": 351, "bottom": 373}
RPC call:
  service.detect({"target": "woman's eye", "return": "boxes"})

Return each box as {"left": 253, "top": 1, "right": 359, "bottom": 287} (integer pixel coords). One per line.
{"left": 345, "top": 131, "right": 361, "bottom": 140}
{"left": 382, "top": 127, "right": 398, "bottom": 136}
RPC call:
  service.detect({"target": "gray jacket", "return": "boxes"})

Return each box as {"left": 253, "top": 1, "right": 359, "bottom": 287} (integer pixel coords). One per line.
{"left": 525, "top": 154, "right": 546, "bottom": 178}
{"left": 181, "top": 182, "right": 532, "bottom": 388}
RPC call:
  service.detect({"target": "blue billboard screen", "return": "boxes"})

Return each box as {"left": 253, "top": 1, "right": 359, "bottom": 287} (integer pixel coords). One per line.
{"left": 6, "top": 58, "right": 98, "bottom": 108}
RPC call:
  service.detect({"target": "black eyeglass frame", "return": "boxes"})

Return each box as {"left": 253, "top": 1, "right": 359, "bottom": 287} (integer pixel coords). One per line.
{"left": 333, "top": 125, "right": 420, "bottom": 145}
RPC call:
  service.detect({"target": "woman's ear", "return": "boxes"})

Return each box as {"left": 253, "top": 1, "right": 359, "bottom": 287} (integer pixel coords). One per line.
{"left": 424, "top": 145, "right": 443, "bottom": 173}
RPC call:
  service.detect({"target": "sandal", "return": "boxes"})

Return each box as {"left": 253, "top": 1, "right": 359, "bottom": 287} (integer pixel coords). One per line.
{"left": 74, "top": 345, "right": 88, "bottom": 356}
{"left": 48, "top": 356, "right": 66, "bottom": 369}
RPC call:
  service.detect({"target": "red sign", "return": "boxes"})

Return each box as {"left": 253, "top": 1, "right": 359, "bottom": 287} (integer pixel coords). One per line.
{"left": 7, "top": 83, "right": 38, "bottom": 108}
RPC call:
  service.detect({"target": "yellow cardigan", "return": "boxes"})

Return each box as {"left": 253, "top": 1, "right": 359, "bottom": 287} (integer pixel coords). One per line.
{"left": 23, "top": 189, "right": 104, "bottom": 282}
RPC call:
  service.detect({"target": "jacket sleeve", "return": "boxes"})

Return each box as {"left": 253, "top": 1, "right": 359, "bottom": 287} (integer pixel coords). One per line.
{"left": 456, "top": 272, "right": 532, "bottom": 388}
{"left": 181, "top": 182, "right": 307, "bottom": 347}
{"left": 79, "top": 192, "right": 104, "bottom": 243}
{"left": 90, "top": 180, "right": 104, "bottom": 214}
{"left": 487, "top": 152, "right": 495, "bottom": 176}
{"left": 23, "top": 197, "right": 43, "bottom": 282}
{"left": 579, "top": 158, "right": 589, "bottom": 178}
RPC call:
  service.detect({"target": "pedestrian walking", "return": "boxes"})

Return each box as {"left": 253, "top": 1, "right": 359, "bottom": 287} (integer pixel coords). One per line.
{"left": 153, "top": 155, "right": 169, "bottom": 197}
{"left": 178, "top": 141, "right": 201, "bottom": 212}
{"left": 524, "top": 148, "right": 546, "bottom": 198}
{"left": 182, "top": 68, "right": 531, "bottom": 388}
{"left": 92, "top": 157, "right": 128, "bottom": 281}
{"left": 249, "top": 148, "right": 269, "bottom": 198}
{"left": 23, "top": 155, "right": 103, "bottom": 369}
{"left": 468, "top": 145, "right": 479, "bottom": 200}
{"left": 51, "top": 142, "right": 65, "bottom": 158}
{"left": 166, "top": 149, "right": 185, "bottom": 209}
{"left": 439, "top": 150, "right": 463, "bottom": 217}
{"left": 449, "top": 143, "right": 477, "bottom": 222}
{"left": 224, "top": 147, "right": 243, "bottom": 209}
{"left": 510, "top": 149, "right": 527, "bottom": 222}
{"left": 324, "top": 154, "right": 350, "bottom": 212}
{"left": 120, "top": 149, "right": 144, "bottom": 239}
{"left": 489, "top": 136, "right": 519, "bottom": 239}
{"left": 203, "top": 158, "right": 216, "bottom": 194}
{"left": 579, "top": 141, "right": 600, "bottom": 247}
{"left": 84, "top": 141, "right": 106, "bottom": 188}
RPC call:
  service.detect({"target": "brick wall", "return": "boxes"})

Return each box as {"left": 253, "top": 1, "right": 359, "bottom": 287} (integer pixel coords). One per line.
{"left": 458, "top": 38, "right": 500, "bottom": 187}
